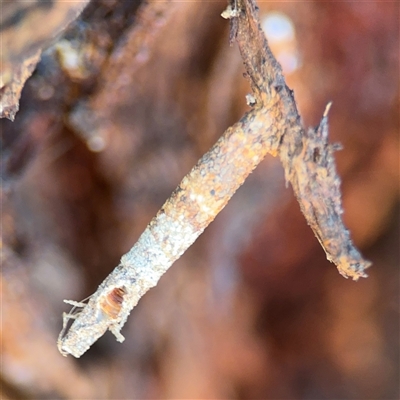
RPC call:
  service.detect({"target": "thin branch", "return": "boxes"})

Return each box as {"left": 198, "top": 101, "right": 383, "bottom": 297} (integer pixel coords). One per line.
{"left": 232, "top": 0, "right": 371, "bottom": 279}
{"left": 58, "top": 0, "right": 370, "bottom": 358}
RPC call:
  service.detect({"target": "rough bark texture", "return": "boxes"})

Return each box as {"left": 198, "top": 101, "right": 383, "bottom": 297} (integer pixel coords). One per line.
{"left": 233, "top": 0, "right": 371, "bottom": 279}
{"left": 57, "top": 0, "right": 371, "bottom": 358}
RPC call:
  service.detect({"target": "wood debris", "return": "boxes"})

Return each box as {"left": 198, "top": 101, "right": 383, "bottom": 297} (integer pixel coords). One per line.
{"left": 58, "top": 0, "right": 370, "bottom": 358}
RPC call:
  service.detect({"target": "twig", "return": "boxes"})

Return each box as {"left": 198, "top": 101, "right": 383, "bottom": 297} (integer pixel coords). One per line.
{"left": 231, "top": 0, "right": 371, "bottom": 279}
{"left": 58, "top": 0, "right": 370, "bottom": 358}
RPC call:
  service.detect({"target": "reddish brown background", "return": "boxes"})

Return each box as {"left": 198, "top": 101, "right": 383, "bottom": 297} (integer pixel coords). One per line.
{"left": 1, "top": 1, "right": 399, "bottom": 399}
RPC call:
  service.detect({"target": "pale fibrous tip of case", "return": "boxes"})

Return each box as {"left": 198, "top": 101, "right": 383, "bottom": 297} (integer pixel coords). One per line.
{"left": 57, "top": 297, "right": 89, "bottom": 357}
{"left": 58, "top": 286, "right": 128, "bottom": 357}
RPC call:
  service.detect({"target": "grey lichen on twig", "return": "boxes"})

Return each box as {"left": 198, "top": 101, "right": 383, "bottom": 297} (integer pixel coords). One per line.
{"left": 58, "top": 0, "right": 370, "bottom": 358}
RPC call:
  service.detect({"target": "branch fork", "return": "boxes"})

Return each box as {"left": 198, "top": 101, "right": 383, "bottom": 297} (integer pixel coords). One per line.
{"left": 58, "top": 0, "right": 370, "bottom": 358}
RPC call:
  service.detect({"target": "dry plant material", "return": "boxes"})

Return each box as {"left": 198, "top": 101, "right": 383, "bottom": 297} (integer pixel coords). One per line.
{"left": 58, "top": 0, "right": 371, "bottom": 358}
{"left": 0, "top": 0, "right": 90, "bottom": 120}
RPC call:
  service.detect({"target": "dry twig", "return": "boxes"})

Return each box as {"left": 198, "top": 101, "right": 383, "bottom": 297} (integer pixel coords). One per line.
{"left": 58, "top": 0, "right": 370, "bottom": 358}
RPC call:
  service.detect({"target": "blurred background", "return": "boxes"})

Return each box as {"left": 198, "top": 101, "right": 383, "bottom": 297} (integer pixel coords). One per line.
{"left": 1, "top": 1, "right": 399, "bottom": 398}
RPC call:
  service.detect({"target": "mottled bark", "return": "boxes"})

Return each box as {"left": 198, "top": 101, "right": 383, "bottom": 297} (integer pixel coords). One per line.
{"left": 58, "top": 0, "right": 370, "bottom": 358}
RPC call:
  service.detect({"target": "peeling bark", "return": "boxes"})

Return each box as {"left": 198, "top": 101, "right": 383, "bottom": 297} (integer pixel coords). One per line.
{"left": 230, "top": 0, "right": 370, "bottom": 279}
